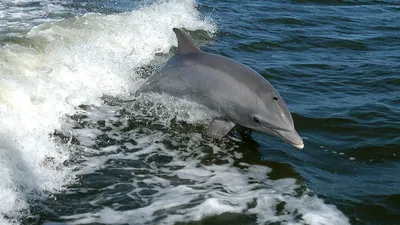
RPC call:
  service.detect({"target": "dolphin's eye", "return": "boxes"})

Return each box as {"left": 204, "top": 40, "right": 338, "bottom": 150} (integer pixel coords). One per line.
{"left": 273, "top": 97, "right": 278, "bottom": 100}
{"left": 253, "top": 117, "right": 261, "bottom": 123}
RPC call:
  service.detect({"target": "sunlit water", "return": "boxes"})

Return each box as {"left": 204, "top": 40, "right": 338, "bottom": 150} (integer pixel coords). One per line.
{"left": 0, "top": 0, "right": 399, "bottom": 225}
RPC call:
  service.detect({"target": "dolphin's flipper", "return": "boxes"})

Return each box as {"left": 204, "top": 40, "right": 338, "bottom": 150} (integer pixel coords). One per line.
{"left": 173, "top": 28, "right": 202, "bottom": 54}
{"left": 206, "top": 118, "right": 235, "bottom": 140}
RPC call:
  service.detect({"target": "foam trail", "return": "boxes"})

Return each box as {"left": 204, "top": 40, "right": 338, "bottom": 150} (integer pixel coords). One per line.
{"left": 55, "top": 96, "right": 349, "bottom": 225}
{"left": 0, "top": 0, "right": 216, "bottom": 224}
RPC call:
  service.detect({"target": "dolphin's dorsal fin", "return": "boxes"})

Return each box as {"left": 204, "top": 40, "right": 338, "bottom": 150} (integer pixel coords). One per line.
{"left": 173, "top": 28, "right": 201, "bottom": 54}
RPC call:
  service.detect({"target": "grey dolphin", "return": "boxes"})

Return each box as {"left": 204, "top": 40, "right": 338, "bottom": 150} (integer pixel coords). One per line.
{"left": 139, "top": 28, "right": 304, "bottom": 149}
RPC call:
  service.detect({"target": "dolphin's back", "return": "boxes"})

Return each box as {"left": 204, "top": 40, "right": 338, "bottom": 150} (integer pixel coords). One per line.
{"left": 140, "top": 52, "right": 270, "bottom": 118}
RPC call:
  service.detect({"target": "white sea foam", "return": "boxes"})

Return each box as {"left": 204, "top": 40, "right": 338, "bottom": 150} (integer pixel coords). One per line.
{"left": 0, "top": 0, "right": 215, "bottom": 224}
{"left": 57, "top": 99, "right": 349, "bottom": 225}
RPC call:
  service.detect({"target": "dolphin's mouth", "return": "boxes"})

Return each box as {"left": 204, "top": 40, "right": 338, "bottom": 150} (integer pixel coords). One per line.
{"left": 291, "top": 142, "right": 304, "bottom": 150}
{"left": 261, "top": 125, "right": 304, "bottom": 149}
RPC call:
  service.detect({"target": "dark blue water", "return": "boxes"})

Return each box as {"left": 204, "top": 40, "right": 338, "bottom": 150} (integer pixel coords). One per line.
{"left": 0, "top": 0, "right": 399, "bottom": 225}
{"left": 197, "top": 1, "right": 400, "bottom": 223}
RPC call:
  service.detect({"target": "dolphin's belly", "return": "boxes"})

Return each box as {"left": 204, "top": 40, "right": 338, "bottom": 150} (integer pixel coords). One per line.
{"left": 142, "top": 64, "right": 228, "bottom": 107}
{"left": 140, "top": 69, "right": 217, "bottom": 108}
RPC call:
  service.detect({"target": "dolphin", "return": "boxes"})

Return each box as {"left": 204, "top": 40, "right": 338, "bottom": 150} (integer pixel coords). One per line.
{"left": 139, "top": 28, "right": 304, "bottom": 149}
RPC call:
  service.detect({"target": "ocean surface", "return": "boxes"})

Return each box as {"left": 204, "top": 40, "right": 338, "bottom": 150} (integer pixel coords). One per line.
{"left": 0, "top": 0, "right": 399, "bottom": 224}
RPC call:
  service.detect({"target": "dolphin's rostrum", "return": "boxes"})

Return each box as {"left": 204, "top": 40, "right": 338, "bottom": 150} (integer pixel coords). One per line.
{"left": 139, "top": 28, "right": 304, "bottom": 149}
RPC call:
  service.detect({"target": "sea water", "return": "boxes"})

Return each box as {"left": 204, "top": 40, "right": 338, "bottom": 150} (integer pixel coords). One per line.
{"left": 0, "top": 0, "right": 398, "bottom": 225}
